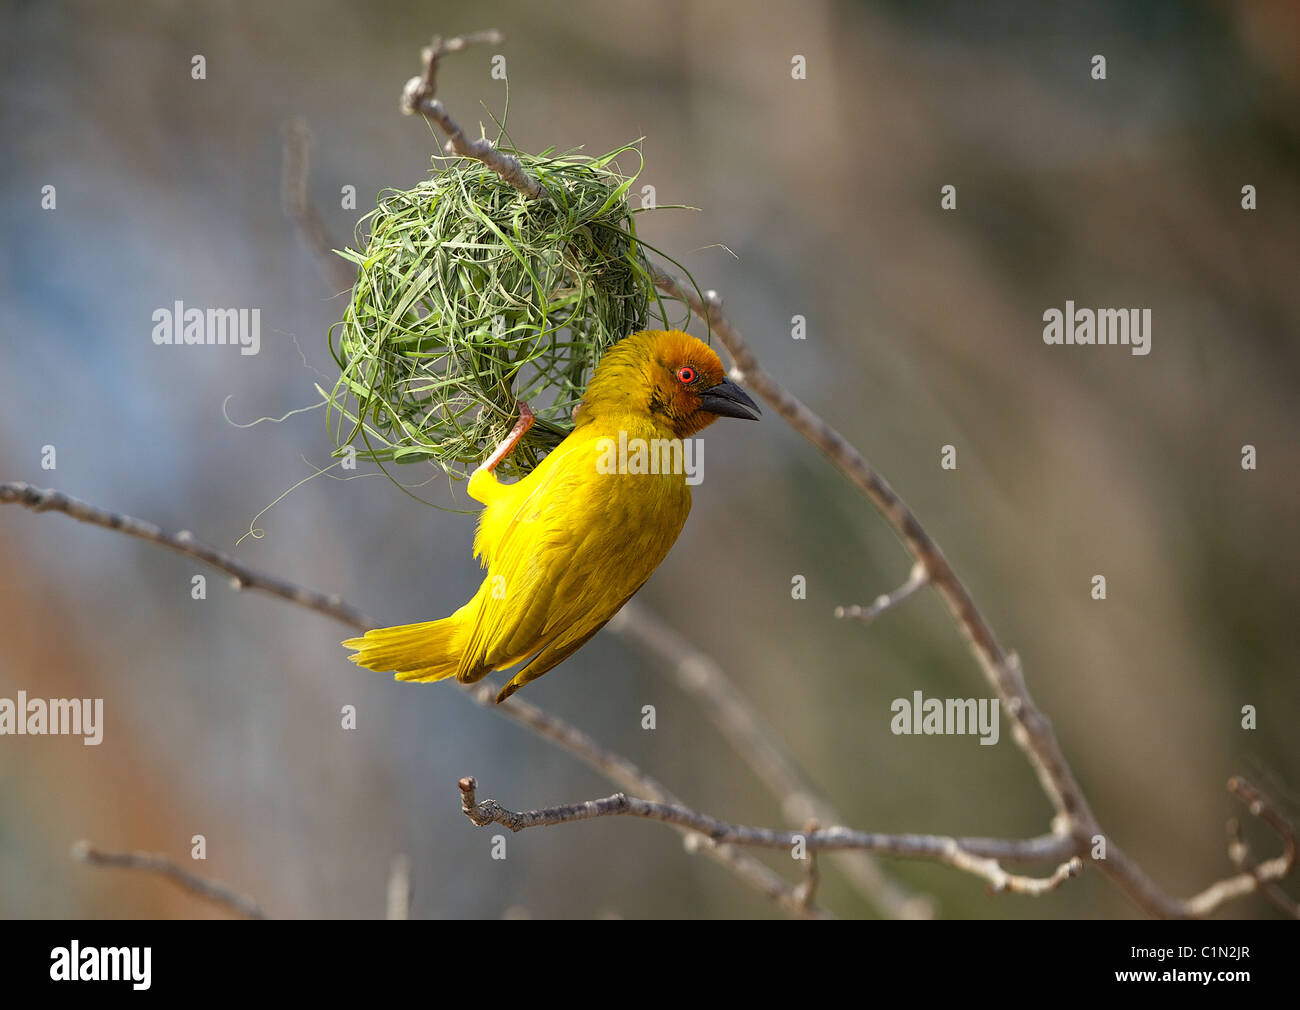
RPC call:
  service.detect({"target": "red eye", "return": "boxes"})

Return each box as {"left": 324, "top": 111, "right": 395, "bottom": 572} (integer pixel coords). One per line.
{"left": 677, "top": 366, "right": 696, "bottom": 384}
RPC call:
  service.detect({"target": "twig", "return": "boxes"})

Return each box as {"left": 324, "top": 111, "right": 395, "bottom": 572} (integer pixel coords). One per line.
{"left": 650, "top": 270, "right": 1091, "bottom": 815}
{"left": 466, "top": 682, "right": 831, "bottom": 919}
{"left": 609, "top": 599, "right": 933, "bottom": 919}
{"left": 281, "top": 118, "right": 357, "bottom": 292}
{"left": 648, "top": 267, "right": 1298, "bottom": 918}
{"left": 1227, "top": 817, "right": 1299, "bottom": 918}
{"left": 71, "top": 841, "right": 266, "bottom": 919}
{"left": 400, "top": 32, "right": 542, "bottom": 199}
{"left": 947, "top": 848, "right": 1082, "bottom": 897}
{"left": 457, "top": 775, "right": 1072, "bottom": 859}
{"left": 834, "top": 560, "right": 930, "bottom": 624}
{"left": 459, "top": 778, "right": 1081, "bottom": 897}
{"left": 1227, "top": 815, "right": 1299, "bottom": 918}
{"left": 0, "top": 482, "right": 372, "bottom": 629}
{"left": 1181, "top": 778, "right": 1298, "bottom": 917}
{"left": 3, "top": 481, "right": 823, "bottom": 918}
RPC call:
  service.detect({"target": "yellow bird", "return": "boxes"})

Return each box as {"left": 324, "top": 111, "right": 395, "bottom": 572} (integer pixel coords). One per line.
{"left": 343, "top": 328, "right": 760, "bottom": 702}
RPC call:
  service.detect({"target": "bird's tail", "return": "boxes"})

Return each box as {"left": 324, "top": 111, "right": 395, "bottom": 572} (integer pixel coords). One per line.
{"left": 343, "top": 610, "right": 469, "bottom": 683}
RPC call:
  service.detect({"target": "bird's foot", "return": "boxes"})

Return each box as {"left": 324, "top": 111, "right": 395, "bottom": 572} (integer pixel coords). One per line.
{"left": 479, "top": 401, "right": 535, "bottom": 474}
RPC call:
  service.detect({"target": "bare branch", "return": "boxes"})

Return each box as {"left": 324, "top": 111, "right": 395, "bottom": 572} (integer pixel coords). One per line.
{"left": 1227, "top": 815, "right": 1299, "bottom": 918}
{"left": 71, "top": 841, "right": 266, "bottom": 919}
{"left": 835, "top": 560, "right": 930, "bottom": 625}
{"left": 465, "top": 682, "right": 675, "bottom": 801}
{"left": 281, "top": 118, "right": 357, "bottom": 292}
{"left": 400, "top": 32, "right": 542, "bottom": 199}
{"left": 1182, "top": 778, "right": 1298, "bottom": 918}
{"left": 3, "top": 481, "right": 822, "bottom": 918}
{"left": 0, "top": 482, "right": 372, "bottom": 630}
{"left": 15, "top": 469, "right": 1288, "bottom": 919}
{"left": 466, "top": 683, "right": 831, "bottom": 919}
{"left": 458, "top": 777, "right": 1080, "bottom": 897}
{"left": 651, "top": 268, "right": 1087, "bottom": 821}
{"left": 609, "top": 599, "right": 934, "bottom": 919}
{"left": 649, "top": 268, "right": 1298, "bottom": 919}
{"left": 948, "top": 849, "right": 1082, "bottom": 897}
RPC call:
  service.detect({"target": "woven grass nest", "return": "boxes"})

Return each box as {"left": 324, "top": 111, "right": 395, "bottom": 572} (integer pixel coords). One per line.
{"left": 323, "top": 144, "right": 695, "bottom": 482}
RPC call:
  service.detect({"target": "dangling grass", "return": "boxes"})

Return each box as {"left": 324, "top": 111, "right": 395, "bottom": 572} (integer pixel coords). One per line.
{"left": 325, "top": 142, "right": 699, "bottom": 482}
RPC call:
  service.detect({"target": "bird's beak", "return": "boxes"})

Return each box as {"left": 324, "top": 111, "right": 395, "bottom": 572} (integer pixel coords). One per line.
{"left": 698, "top": 377, "right": 761, "bottom": 420}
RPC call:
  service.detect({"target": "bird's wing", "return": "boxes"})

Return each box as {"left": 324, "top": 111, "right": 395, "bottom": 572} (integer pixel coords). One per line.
{"left": 494, "top": 576, "right": 650, "bottom": 702}
{"left": 455, "top": 433, "right": 689, "bottom": 683}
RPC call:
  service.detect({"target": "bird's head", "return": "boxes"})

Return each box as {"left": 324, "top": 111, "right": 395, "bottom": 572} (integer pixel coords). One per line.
{"left": 580, "top": 329, "right": 761, "bottom": 438}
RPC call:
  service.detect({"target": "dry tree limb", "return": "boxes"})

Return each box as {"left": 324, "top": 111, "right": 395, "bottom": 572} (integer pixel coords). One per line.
{"left": 281, "top": 118, "right": 356, "bottom": 293}
{"left": 463, "top": 684, "right": 828, "bottom": 918}
{"left": 11, "top": 468, "right": 1289, "bottom": 918}
{"left": 2, "top": 480, "right": 825, "bottom": 919}
{"left": 647, "top": 269, "right": 1299, "bottom": 918}
{"left": 1227, "top": 814, "right": 1299, "bottom": 918}
{"left": 661, "top": 280, "right": 1089, "bottom": 800}
{"left": 400, "top": 31, "right": 542, "bottom": 199}
{"left": 609, "top": 600, "right": 933, "bottom": 919}
{"left": 458, "top": 777, "right": 1082, "bottom": 898}
{"left": 1180, "top": 777, "right": 1298, "bottom": 917}
{"left": 0, "top": 482, "right": 371, "bottom": 629}
{"left": 650, "top": 271, "right": 1094, "bottom": 820}
{"left": 71, "top": 841, "right": 266, "bottom": 920}
{"left": 459, "top": 773, "right": 1075, "bottom": 863}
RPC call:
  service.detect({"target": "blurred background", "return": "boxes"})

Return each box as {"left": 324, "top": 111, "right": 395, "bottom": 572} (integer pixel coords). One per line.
{"left": 1, "top": 0, "right": 1297, "bottom": 919}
